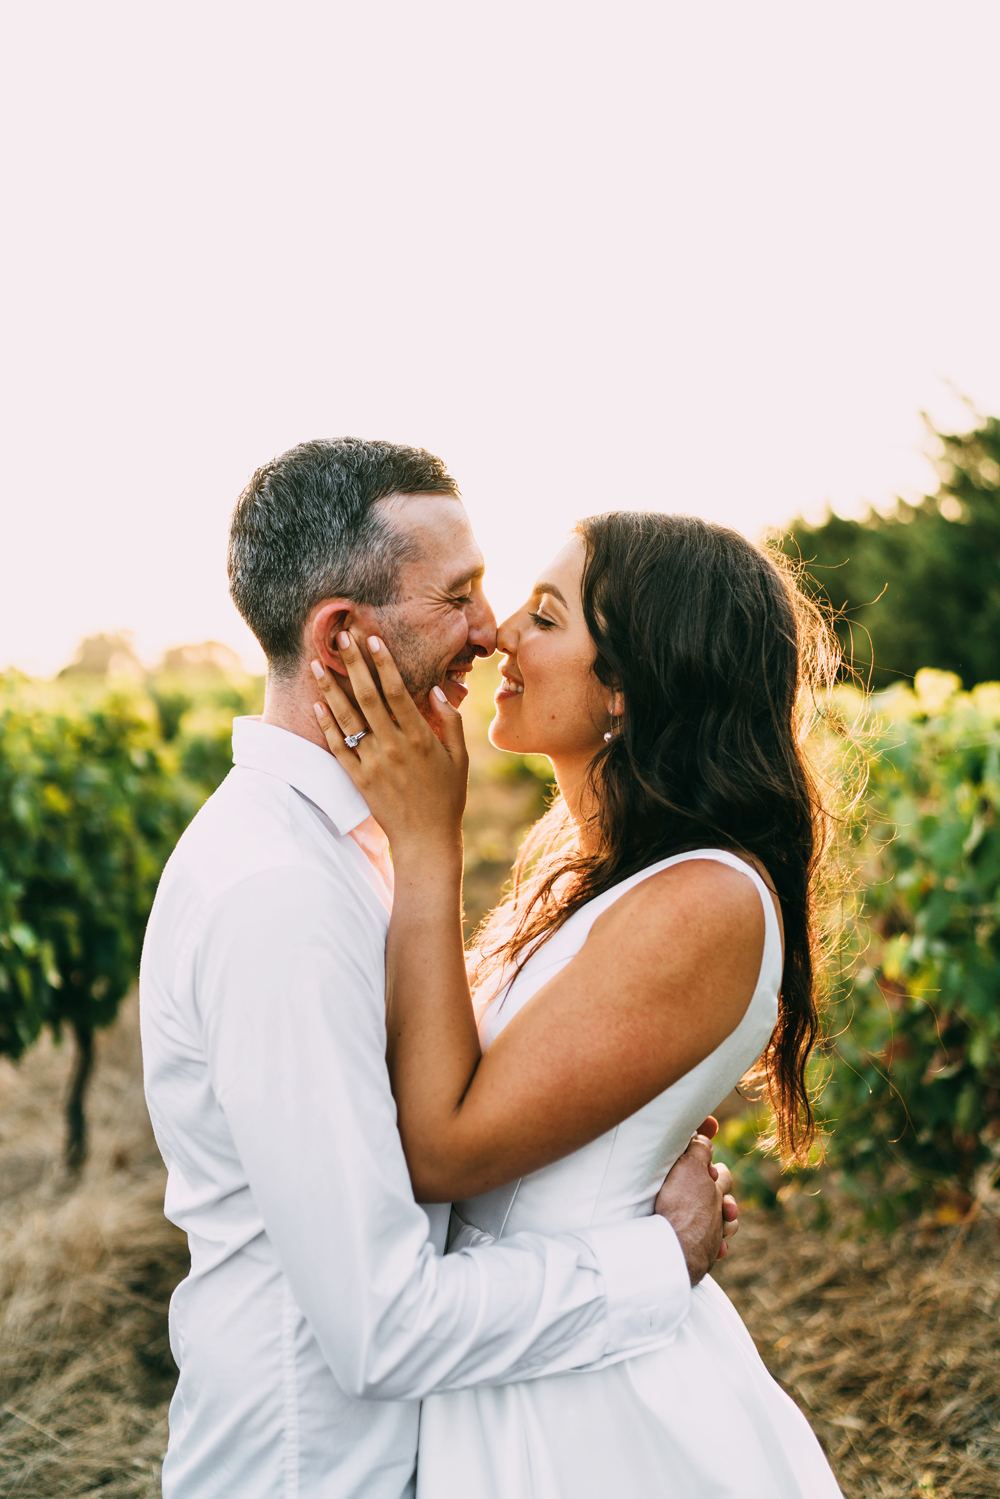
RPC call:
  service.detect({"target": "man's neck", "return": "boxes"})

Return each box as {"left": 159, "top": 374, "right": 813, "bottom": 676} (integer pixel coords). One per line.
{"left": 262, "top": 670, "right": 330, "bottom": 750}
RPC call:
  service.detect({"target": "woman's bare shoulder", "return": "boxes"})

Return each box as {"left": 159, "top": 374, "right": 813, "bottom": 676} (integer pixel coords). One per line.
{"left": 586, "top": 858, "right": 768, "bottom": 1015}
{"left": 595, "top": 855, "right": 768, "bottom": 932}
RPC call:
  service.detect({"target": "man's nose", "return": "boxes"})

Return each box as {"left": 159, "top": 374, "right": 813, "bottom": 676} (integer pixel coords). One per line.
{"left": 467, "top": 595, "right": 498, "bottom": 658}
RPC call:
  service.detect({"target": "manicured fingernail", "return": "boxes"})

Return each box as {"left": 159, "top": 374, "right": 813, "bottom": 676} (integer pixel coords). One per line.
{"left": 313, "top": 702, "right": 326, "bottom": 721}
{"left": 337, "top": 631, "right": 351, "bottom": 650}
{"left": 431, "top": 685, "right": 447, "bottom": 703}
{"left": 368, "top": 636, "right": 381, "bottom": 653}
{"left": 310, "top": 660, "right": 324, "bottom": 680}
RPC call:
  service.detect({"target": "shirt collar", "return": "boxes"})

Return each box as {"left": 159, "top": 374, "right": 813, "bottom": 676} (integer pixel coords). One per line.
{"left": 231, "top": 716, "right": 371, "bottom": 837}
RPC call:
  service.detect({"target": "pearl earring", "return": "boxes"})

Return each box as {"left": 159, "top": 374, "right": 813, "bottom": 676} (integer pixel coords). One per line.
{"left": 603, "top": 712, "right": 620, "bottom": 744}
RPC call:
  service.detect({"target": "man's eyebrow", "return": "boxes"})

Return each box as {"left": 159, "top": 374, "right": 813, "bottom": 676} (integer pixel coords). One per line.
{"left": 444, "top": 564, "right": 485, "bottom": 594}
{"left": 532, "top": 581, "right": 568, "bottom": 607}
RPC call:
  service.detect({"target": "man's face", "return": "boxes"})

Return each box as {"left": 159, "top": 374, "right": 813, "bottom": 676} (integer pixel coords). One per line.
{"left": 373, "top": 494, "right": 496, "bottom": 711}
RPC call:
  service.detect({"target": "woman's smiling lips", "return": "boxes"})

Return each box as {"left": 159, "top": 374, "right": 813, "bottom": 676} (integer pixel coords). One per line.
{"left": 494, "top": 668, "right": 524, "bottom": 703}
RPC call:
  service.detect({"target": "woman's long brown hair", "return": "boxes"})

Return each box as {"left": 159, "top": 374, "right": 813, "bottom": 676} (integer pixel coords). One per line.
{"left": 473, "top": 512, "right": 849, "bottom": 1163}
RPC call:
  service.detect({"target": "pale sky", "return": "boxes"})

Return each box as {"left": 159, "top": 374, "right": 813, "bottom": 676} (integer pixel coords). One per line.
{"left": 2, "top": 2, "right": 999, "bottom": 676}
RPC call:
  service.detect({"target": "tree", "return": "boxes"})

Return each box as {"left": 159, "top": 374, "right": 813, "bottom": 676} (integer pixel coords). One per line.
{"left": 58, "top": 631, "right": 147, "bottom": 680}
{"left": 778, "top": 410, "right": 1000, "bottom": 688}
{"left": 0, "top": 691, "right": 194, "bottom": 1169}
{"left": 158, "top": 641, "right": 247, "bottom": 677}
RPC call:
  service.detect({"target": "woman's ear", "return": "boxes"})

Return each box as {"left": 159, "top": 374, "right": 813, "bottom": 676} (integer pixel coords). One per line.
{"left": 609, "top": 689, "right": 625, "bottom": 718}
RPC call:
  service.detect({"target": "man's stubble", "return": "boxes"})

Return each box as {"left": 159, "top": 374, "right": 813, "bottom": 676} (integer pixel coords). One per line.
{"left": 373, "top": 604, "right": 444, "bottom": 710}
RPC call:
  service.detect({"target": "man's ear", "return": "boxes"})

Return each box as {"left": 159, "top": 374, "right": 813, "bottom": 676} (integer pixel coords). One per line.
{"left": 307, "top": 600, "right": 354, "bottom": 679}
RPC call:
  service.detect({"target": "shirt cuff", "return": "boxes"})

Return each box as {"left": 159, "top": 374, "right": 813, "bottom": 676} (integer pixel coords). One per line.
{"left": 446, "top": 1210, "right": 496, "bottom": 1254}
{"left": 583, "top": 1216, "right": 692, "bottom": 1353}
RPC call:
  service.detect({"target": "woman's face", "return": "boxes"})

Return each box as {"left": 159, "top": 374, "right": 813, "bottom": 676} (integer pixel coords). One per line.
{"left": 489, "top": 534, "right": 613, "bottom": 759}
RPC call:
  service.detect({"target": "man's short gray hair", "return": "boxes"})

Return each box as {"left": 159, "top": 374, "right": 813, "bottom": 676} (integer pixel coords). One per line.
{"left": 228, "top": 437, "right": 460, "bottom": 676}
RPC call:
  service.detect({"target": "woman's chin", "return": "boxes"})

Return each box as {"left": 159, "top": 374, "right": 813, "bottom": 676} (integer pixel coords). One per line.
{"left": 488, "top": 717, "right": 550, "bottom": 759}
{"left": 488, "top": 712, "right": 522, "bottom": 752}
{"left": 487, "top": 714, "right": 509, "bottom": 750}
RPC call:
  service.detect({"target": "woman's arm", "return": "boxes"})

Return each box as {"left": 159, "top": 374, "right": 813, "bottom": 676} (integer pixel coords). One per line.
{"left": 384, "top": 835, "right": 482, "bottom": 1149}
{"left": 312, "top": 638, "right": 765, "bottom": 1203}
{"left": 387, "top": 851, "right": 764, "bottom": 1201}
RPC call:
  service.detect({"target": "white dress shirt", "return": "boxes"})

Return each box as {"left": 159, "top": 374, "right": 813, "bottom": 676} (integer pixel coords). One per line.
{"left": 139, "top": 716, "right": 691, "bottom": 1499}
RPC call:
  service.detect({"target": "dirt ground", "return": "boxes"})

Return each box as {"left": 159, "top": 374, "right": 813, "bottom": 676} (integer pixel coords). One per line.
{"left": 1, "top": 1002, "right": 997, "bottom": 1499}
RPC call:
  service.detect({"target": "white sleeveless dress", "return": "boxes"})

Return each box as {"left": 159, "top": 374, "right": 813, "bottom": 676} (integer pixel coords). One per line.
{"left": 415, "top": 850, "right": 842, "bottom": 1498}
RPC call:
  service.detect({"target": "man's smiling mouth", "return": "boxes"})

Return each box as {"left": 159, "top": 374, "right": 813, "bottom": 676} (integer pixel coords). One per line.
{"left": 442, "top": 661, "right": 476, "bottom": 702}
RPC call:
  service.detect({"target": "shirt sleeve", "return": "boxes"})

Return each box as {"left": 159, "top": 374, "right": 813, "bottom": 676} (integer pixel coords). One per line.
{"left": 198, "top": 863, "right": 691, "bottom": 1401}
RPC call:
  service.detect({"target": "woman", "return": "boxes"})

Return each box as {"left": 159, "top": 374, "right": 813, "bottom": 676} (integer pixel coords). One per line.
{"left": 312, "top": 512, "right": 844, "bottom": 1498}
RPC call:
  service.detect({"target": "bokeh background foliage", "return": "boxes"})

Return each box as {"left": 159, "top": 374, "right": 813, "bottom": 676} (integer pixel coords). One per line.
{"left": 827, "top": 674, "right": 1000, "bottom": 1222}
{"left": 0, "top": 675, "right": 260, "bottom": 1169}
{"left": 717, "top": 671, "right": 1000, "bottom": 1229}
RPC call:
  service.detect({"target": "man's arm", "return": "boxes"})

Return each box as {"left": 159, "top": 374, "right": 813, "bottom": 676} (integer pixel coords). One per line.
{"left": 199, "top": 864, "right": 713, "bottom": 1401}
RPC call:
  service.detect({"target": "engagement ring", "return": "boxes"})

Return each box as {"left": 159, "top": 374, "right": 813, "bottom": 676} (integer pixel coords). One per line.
{"left": 344, "top": 730, "right": 368, "bottom": 749}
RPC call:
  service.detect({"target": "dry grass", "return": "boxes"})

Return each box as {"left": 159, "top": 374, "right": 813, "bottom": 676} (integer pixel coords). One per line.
{"left": 1, "top": 1003, "right": 997, "bottom": 1499}
{"left": 722, "top": 1206, "right": 999, "bottom": 1498}
{"left": 0, "top": 1005, "right": 186, "bottom": 1498}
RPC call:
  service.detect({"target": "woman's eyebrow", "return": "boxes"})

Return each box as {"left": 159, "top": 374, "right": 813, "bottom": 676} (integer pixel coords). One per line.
{"left": 532, "top": 581, "right": 567, "bottom": 607}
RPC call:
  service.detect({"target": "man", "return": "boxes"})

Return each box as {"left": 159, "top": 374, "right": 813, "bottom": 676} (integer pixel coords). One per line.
{"left": 139, "top": 437, "right": 738, "bottom": 1498}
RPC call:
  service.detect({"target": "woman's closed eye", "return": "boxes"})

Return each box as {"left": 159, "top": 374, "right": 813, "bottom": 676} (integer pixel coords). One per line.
{"left": 530, "top": 611, "right": 555, "bottom": 629}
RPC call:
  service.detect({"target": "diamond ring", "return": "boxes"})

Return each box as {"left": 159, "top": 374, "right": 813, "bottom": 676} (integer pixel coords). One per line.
{"left": 344, "top": 729, "right": 368, "bottom": 750}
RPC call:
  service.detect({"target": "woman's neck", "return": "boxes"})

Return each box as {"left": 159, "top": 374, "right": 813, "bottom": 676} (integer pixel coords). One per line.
{"left": 551, "top": 753, "right": 603, "bottom": 858}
